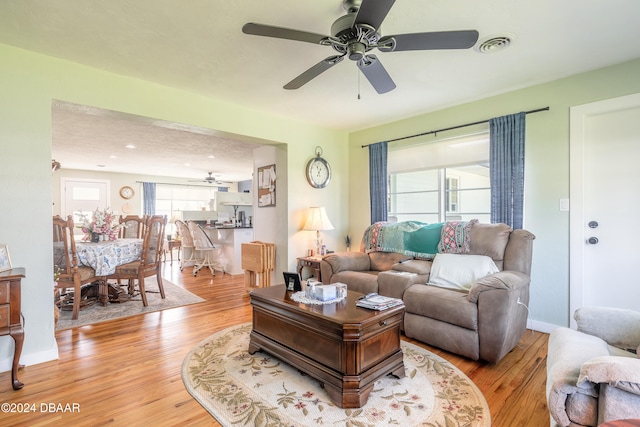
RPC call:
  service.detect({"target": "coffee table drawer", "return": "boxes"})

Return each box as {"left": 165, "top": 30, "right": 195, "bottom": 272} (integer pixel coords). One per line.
{"left": 253, "top": 306, "right": 403, "bottom": 375}
{"left": 253, "top": 309, "right": 344, "bottom": 371}
{"left": 356, "top": 312, "right": 403, "bottom": 373}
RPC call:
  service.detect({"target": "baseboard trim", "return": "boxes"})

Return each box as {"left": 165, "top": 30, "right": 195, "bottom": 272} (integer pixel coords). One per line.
{"left": 527, "top": 319, "right": 559, "bottom": 335}
{"left": 0, "top": 347, "right": 59, "bottom": 373}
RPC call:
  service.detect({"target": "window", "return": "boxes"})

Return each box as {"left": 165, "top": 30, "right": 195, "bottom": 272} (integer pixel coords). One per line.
{"left": 446, "top": 176, "right": 459, "bottom": 213}
{"left": 388, "top": 133, "right": 490, "bottom": 223}
{"left": 156, "top": 185, "right": 219, "bottom": 235}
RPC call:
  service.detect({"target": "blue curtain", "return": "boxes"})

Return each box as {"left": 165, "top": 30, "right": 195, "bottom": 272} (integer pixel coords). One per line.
{"left": 142, "top": 182, "right": 156, "bottom": 215}
{"left": 489, "top": 112, "right": 526, "bottom": 229}
{"left": 369, "top": 141, "right": 388, "bottom": 224}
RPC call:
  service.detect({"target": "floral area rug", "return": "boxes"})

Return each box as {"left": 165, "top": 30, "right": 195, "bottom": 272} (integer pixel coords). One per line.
{"left": 56, "top": 277, "right": 204, "bottom": 330}
{"left": 182, "top": 323, "right": 491, "bottom": 427}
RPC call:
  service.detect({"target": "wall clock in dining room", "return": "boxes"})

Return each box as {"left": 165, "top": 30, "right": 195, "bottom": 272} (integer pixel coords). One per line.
{"left": 119, "top": 185, "right": 135, "bottom": 199}
{"left": 306, "top": 147, "right": 331, "bottom": 189}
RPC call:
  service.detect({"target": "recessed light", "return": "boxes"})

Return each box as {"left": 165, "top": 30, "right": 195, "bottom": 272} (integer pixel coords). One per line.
{"left": 125, "top": 144, "right": 136, "bottom": 149}
{"left": 208, "top": 155, "right": 216, "bottom": 159}
{"left": 110, "top": 155, "right": 117, "bottom": 159}
{"left": 184, "top": 163, "right": 191, "bottom": 167}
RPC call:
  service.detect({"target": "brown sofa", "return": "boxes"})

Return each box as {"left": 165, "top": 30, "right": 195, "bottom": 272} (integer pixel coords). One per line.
{"left": 320, "top": 222, "right": 535, "bottom": 363}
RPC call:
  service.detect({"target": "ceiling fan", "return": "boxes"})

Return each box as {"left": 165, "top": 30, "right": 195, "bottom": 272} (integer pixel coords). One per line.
{"left": 242, "top": 0, "right": 479, "bottom": 94}
{"left": 189, "top": 172, "right": 230, "bottom": 185}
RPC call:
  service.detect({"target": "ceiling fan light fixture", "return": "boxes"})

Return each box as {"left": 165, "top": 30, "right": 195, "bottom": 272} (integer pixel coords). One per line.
{"left": 475, "top": 33, "right": 515, "bottom": 53}
{"left": 348, "top": 42, "right": 366, "bottom": 60}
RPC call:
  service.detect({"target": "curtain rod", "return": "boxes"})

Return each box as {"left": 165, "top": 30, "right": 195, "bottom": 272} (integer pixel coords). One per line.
{"left": 135, "top": 180, "right": 227, "bottom": 188}
{"left": 361, "top": 106, "right": 550, "bottom": 147}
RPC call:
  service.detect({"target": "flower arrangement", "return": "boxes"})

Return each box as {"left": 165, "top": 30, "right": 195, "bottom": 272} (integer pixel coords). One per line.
{"left": 78, "top": 207, "right": 123, "bottom": 241}
{"left": 53, "top": 265, "right": 62, "bottom": 283}
{"left": 53, "top": 264, "right": 61, "bottom": 301}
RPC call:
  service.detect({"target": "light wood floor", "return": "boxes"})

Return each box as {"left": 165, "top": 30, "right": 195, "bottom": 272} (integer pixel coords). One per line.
{"left": 1, "top": 261, "right": 550, "bottom": 426}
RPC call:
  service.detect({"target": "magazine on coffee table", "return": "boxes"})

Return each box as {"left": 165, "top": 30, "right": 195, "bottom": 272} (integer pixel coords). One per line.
{"left": 356, "top": 293, "right": 403, "bottom": 311}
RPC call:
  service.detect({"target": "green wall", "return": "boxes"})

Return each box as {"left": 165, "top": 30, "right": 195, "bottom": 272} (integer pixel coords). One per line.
{"left": 349, "top": 58, "right": 640, "bottom": 329}
{"left": 0, "top": 43, "right": 348, "bottom": 369}
{"left": 2, "top": 37, "right": 640, "bottom": 370}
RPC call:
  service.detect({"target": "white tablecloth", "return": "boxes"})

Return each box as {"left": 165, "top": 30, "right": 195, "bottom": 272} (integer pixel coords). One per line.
{"left": 75, "top": 238, "right": 143, "bottom": 276}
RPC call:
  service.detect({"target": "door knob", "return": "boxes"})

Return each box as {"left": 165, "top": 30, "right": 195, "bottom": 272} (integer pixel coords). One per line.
{"left": 587, "top": 237, "right": 599, "bottom": 245}
{"left": 588, "top": 221, "right": 599, "bottom": 228}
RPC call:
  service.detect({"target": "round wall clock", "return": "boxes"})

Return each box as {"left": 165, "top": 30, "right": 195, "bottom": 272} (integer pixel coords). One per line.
{"left": 306, "top": 148, "right": 331, "bottom": 189}
{"left": 119, "top": 185, "right": 135, "bottom": 199}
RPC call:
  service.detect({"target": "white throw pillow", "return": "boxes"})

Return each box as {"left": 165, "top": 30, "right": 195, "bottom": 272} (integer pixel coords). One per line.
{"left": 428, "top": 253, "right": 499, "bottom": 291}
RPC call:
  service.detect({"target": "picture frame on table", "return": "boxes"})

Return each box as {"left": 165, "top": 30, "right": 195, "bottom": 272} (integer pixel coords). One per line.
{"left": 283, "top": 271, "right": 302, "bottom": 292}
{"left": 0, "top": 244, "right": 12, "bottom": 272}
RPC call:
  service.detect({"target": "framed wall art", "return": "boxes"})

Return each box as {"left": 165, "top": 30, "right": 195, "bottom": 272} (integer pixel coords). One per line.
{"left": 0, "top": 244, "right": 12, "bottom": 272}
{"left": 257, "top": 164, "right": 276, "bottom": 207}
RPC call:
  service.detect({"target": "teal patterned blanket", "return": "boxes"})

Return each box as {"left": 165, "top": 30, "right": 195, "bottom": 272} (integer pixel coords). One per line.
{"left": 363, "top": 221, "right": 444, "bottom": 259}
{"left": 363, "top": 220, "right": 477, "bottom": 259}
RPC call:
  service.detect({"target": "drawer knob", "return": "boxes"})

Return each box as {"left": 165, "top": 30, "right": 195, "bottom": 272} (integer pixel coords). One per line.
{"left": 379, "top": 320, "right": 387, "bottom": 326}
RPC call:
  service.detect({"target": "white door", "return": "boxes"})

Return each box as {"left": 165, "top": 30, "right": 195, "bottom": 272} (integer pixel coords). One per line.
{"left": 569, "top": 93, "right": 640, "bottom": 325}
{"left": 61, "top": 178, "right": 110, "bottom": 223}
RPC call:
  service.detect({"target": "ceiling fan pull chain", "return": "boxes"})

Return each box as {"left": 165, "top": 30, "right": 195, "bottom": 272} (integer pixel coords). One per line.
{"left": 357, "top": 69, "right": 361, "bottom": 100}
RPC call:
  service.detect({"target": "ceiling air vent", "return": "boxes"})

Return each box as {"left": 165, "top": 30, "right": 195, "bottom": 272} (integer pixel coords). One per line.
{"left": 475, "top": 34, "right": 514, "bottom": 53}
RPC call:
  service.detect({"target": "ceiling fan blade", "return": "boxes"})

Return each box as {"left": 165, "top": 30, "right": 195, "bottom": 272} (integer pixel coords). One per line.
{"left": 242, "top": 23, "right": 328, "bottom": 45}
{"left": 378, "top": 30, "right": 479, "bottom": 52}
{"left": 284, "top": 55, "right": 344, "bottom": 90}
{"left": 353, "top": 0, "right": 396, "bottom": 30}
{"left": 357, "top": 54, "right": 396, "bottom": 94}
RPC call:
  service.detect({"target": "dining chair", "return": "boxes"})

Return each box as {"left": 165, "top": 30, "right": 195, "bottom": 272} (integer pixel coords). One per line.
{"left": 53, "top": 215, "right": 98, "bottom": 320}
{"left": 108, "top": 215, "right": 167, "bottom": 306}
{"left": 175, "top": 220, "right": 197, "bottom": 272}
{"left": 119, "top": 215, "right": 146, "bottom": 239}
{"left": 188, "top": 221, "right": 225, "bottom": 277}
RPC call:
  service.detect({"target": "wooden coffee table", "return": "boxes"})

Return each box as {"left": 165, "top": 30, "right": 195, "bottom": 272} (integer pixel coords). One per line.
{"left": 248, "top": 285, "right": 405, "bottom": 408}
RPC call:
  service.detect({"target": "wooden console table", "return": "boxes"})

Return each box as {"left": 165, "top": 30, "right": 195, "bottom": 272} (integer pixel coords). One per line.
{"left": 0, "top": 267, "right": 25, "bottom": 390}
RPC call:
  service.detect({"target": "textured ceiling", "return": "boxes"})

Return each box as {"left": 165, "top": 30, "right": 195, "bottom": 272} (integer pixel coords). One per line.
{"left": 51, "top": 101, "right": 263, "bottom": 182}
{"left": 2, "top": 0, "right": 640, "bottom": 181}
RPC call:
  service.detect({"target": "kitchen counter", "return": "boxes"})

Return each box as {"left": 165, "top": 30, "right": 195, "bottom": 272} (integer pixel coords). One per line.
{"left": 203, "top": 226, "right": 254, "bottom": 275}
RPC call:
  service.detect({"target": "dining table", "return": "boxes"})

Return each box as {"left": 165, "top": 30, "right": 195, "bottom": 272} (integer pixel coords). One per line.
{"left": 75, "top": 238, "right": 143, "bottom": 305}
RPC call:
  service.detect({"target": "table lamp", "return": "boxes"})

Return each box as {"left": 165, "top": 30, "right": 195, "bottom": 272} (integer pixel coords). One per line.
{"left": 302, "top": 207, "right": 334, "bottom": 256}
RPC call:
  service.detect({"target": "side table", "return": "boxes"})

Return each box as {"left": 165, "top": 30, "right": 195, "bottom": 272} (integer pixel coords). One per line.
{"left": 0, "top": 267, "right": 25, "bottom": 390}
{"left": 297, "top": 256, "right": 323, "bottom": 282}
{"left": 163, "top": 240, "right": 181, "bottom": 263}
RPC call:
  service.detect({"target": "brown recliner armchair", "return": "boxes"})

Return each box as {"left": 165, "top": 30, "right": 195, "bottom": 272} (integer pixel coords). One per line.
{"left": 402, "top": 224, "right": 535, "bottom": 363}
{"left": 320, "top": 222, "right": 535, "bottom": 363}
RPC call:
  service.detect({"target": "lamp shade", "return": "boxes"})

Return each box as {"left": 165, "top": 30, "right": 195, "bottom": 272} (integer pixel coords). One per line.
{"left": 170, "top": 210, "right": 183, "bottom": 223}
{"left": 302, "top": 207, "right": 334, "bottom": 231}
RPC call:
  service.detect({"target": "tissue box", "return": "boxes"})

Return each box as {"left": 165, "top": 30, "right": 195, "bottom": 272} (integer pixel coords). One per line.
{"left": 314, "top": 284, "right": 337, "bottom": 301}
